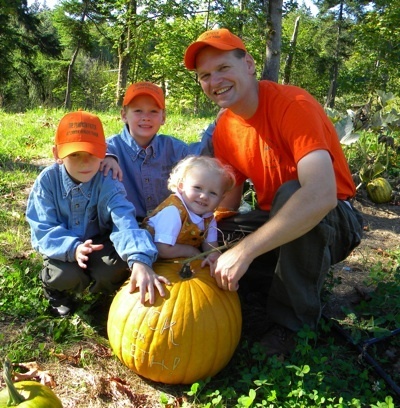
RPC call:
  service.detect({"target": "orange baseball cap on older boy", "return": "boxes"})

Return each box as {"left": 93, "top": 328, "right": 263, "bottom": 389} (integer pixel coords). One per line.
{"left": 123, "top": 82, "right": 165, "bottom": 109}
{"left": 55, "top": 111, "right": 107, "bottom": 159}
{"left": 184, "top": 28, "right": 247, "bottom": 70}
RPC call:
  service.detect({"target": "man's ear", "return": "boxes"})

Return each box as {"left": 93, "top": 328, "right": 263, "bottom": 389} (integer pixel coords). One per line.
{"left": 245, "top": 53, "right": 256, "bottom": 76}
{"left": 53, "top": 146, "right": 63, "bottom": 164}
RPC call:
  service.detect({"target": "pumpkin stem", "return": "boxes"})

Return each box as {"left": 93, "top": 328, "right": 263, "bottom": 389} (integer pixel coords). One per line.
{"left": 3, "top": 358, "right": 26, "bottom": 406}
{"left": 179, "top": 263, "right": 193, "bottom": 279}
{"left": 166, "top": 239, "right": 241, "bottom": 266}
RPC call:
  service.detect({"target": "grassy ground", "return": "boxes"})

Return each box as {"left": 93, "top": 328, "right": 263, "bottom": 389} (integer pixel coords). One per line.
{"left": 0, "top": 109, "right": 399, "bottom": 407}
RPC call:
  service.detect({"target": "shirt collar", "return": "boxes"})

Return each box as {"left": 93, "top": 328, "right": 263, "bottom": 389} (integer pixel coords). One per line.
{"left": 121, "top": 125, "right": 156, "bottom": 159}
{"left": 60, "top": 165, "right": 93, "bottom": 199}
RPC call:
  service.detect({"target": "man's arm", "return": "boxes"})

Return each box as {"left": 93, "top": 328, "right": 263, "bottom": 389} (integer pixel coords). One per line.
{"left": 212, "top": 150, "right": 337, "bottom": 291}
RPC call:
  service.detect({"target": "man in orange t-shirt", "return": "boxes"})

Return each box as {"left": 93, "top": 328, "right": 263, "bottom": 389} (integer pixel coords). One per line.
{"left": 184, "top": 28, "right": 364, "bottom": 356}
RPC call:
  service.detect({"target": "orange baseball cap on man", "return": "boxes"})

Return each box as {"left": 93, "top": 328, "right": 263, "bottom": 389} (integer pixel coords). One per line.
{"left": 184, "top": 28, "right": 247, "bottom": 70}
{"left": 55, "top": 111, "right": 107, "bottom": 159}
{"left": 123, "top": 82, "right": 165, "bottom": 109}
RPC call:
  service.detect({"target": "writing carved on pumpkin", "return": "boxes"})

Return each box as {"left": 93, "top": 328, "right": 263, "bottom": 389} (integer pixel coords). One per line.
{"left": 145, "top": 310, "right": 179, "bottom": 346}
{"left": 129, "top": 343, "right": 181, "bottom": 371}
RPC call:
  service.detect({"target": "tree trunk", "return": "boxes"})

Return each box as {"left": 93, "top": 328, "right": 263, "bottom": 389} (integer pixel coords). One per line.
{"left": 325, "top": 0, "right": 343, "bottom": 108}
{"left": 116, "top": 37, "right": 132, "bottom": 107}
{"left": 115, "top": 0, "right": 137, "bottom": 107}
{"left": 261, "top": 0, "right": 283, "bottom": 82}
{"left": 282, "top": 16, "right": 300, "bottom": 85}
{"left": 64, "top": 46, "right": 80, "bottom": 110}
{"left": 63, "top": 1, "right": 88, "bottom": 110}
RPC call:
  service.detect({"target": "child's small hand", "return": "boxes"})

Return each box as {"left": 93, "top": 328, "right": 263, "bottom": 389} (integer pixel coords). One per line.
{"left": 75, "top": 240, "right": 104, "bottom": 268}
{"left": 201, "top": 251, "right": 221, "bottom": 273}
{"left": 99, "top": 156, "right": 123, "bottom": 181}
{"left": 128, "top": 262, "right": 170, "bottom": 305}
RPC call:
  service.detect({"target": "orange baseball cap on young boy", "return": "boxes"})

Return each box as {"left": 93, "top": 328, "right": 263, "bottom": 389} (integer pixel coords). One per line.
{"left": 55, "top": 111, "right": 107, "bottom": 159}
{"left": 184, "top": 28, "right": 247, "bottom": 70}
{"left": 123, "top": 82, "right": 165, "bottom": 109}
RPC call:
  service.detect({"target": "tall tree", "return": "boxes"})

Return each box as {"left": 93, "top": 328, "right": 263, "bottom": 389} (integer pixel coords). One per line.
{"left": 314, "top": 0, "right": 372, "bottom": 107}
{"left": 0, "top": 0, "right": 60, "bottom": 107}
{"left": 325, "top": 0, "right": 344, "bottom": 108}
{"left": 346, "top": 0, "right": 400, "bottom": 94}
{"left": 282, "top": 15, "right": 300, "bottom": 84}
{"left": 262, "top": 0, "right": 284, "bottom": 81}
{"left": 53, "top": 0, "right": 109, "bottom": 109}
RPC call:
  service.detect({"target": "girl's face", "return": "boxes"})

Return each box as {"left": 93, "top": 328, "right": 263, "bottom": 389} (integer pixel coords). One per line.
{"left": 121, "top": 94, "right": 166, "bottom": 147}
{"left": 53, "top": 149, "right": 102, "bottom": 183}
{"left": 178, "top": 169, "right": 226, "bottom": 216}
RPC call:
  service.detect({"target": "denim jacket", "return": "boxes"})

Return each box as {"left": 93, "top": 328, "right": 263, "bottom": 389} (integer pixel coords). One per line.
{"left": 106, "top": 124, "right": 213, "bottom": 219}
{"left": 26, "top": 163, "right": 157, "bottom": 268}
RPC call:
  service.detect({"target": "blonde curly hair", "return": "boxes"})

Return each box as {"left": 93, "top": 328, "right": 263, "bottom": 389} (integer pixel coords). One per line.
{"left": 168, "top": 156, "right": 236, "bottom": 193}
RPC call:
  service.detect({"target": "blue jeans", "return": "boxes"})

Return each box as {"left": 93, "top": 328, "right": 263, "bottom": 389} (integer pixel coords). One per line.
{"left": 218, "top": 180, "right": 364, "bottom": 331}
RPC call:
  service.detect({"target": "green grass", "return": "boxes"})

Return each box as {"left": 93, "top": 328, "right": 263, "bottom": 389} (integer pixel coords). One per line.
{"left": 0, "top": 108, "right": 399, "bottom": 407}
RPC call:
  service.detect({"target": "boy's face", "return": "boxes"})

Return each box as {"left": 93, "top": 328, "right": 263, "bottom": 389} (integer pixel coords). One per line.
{"left": 121, "top": 94, "right": 166, "bottom": 147}
{"left": 53, "top": 148, "right": 102, "bottom": 183}
{"left": 177, "top": 170, "right": 226, "bottom": 216}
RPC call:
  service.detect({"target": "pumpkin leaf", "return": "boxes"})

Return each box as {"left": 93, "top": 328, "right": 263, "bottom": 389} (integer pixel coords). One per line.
{"left": 359, "top": 162, "right": 385, "bottom": 183}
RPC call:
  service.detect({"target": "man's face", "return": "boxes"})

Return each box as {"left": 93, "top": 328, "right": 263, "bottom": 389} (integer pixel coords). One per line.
{"left": 195, "top": 47, "right": 256, "bottom": 115}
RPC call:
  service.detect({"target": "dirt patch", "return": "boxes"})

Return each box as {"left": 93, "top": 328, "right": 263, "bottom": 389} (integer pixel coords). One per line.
{"left": 324, "top": 193, "right": 400, "bottom": 320}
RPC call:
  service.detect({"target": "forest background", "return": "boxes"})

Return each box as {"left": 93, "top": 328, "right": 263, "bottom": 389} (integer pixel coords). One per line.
{"left": 1, "top": 0, "right": 399, "bottom": 115}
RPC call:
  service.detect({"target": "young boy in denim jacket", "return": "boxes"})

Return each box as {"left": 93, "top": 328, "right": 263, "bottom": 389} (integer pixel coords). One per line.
{"left": 26, "top": 111, "right": 169, "bottom": 316}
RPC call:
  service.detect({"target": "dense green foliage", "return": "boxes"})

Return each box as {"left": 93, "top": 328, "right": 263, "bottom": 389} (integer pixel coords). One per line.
{"left": 0, "top": 0, "right": 399, "bottom": 113}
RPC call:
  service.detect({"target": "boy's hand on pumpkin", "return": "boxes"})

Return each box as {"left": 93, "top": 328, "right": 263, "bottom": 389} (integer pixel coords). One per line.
{"left": 129, "top": 262, "right": 170, "bottom": 304}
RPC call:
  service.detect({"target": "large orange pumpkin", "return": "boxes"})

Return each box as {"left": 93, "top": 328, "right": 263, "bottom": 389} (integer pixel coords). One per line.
{"left": 107, "top": 259, "right": 242, "bottom": 384}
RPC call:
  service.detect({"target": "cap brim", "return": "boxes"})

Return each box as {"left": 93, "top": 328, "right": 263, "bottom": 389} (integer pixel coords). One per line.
{"left": 57, "top": 142, "right": 106, "bottom": 159}
{"left": 124, "top": 91, "right": 165, "bottom": 109}
{"left": 184, "top": 41, "right": 237, "bottom": 70}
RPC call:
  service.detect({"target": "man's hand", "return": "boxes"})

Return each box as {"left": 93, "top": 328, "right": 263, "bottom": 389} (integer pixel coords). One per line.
{"left": 211, "top": 244, "right": 250, "bottom": 292}
{"left": 128, "top": 263, "right": 171, "bottom": 305}
{"left": 75, "top": 240, "right": 104, "bottom": 268}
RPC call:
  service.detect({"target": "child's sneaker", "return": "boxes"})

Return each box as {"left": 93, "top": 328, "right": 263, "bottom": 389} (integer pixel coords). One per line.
{"left": 43, "top": 288, "right": 74, "bottom": 317}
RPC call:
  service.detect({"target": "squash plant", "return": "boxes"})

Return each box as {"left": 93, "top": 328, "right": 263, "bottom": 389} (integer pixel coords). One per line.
{"left": 107, "top": 259, "right": 242, "bottom": 385}
{"left": 0, "top": 359, "right": 63, "bottom": 407}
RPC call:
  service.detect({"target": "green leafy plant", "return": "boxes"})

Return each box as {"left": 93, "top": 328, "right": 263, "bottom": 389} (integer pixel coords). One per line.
{"left": 327, "top": 90, "right": 400, "bottom": 185}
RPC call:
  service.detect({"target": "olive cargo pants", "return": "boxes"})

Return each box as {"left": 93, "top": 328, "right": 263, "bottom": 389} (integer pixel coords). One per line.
{"left": 40, "top": 235, "right": 130, "bottom": 296}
